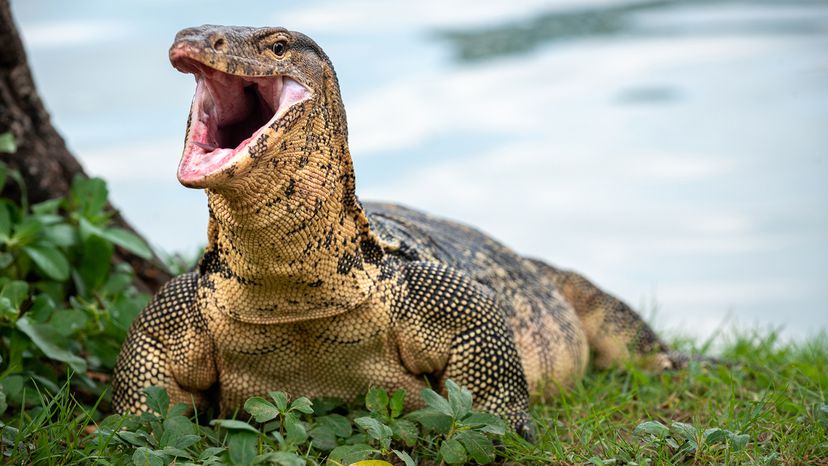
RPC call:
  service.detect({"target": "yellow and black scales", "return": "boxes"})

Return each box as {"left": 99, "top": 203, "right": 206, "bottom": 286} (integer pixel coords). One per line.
{"left": 112, "top": 25, "right": 684, "bottom": 437}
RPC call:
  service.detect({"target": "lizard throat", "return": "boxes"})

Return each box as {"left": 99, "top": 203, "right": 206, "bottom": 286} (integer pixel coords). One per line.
{"left": 177, "top": 67, "right": 311, "bottom": 187}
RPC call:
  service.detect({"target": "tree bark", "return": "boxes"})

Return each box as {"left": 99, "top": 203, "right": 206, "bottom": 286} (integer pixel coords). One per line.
{"left": 0, "top": 0, "right": 171, "bottom": 293}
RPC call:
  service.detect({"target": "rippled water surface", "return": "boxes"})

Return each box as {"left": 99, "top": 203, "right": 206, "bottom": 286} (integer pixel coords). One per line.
{"left": 12, "top": 0, "right": 828, "bottom": 340}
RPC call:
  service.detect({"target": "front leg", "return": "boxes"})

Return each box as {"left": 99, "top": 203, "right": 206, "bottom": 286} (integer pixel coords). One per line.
{"left": 112, "top": 273, "right": 216, "bottom": 414}
{"left": 392, "top": 262, "right": 532, "bottom": 437}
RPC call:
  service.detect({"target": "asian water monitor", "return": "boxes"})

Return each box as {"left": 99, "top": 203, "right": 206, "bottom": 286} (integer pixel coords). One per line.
{"left": 112, "top": 25, "right": 684, "bottom": 436}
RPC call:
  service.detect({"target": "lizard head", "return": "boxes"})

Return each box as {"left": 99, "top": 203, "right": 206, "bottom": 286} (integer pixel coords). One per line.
{"left": 169, "top": 25, "right": 341, "bottom": 189}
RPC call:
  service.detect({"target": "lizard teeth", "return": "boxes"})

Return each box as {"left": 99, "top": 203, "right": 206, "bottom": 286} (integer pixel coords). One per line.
{"left": 192, "top": 141, "right": 218, "bottom": 151}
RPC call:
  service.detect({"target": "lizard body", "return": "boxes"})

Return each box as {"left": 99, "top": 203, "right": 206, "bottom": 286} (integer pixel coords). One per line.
{"left": 112, "top": 25, "right": 680, "bottom": 436}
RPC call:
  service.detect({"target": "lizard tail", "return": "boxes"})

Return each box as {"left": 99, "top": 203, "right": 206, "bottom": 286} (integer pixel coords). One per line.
{"left": 528, "top": 259, "right": 680, "bottom": 371}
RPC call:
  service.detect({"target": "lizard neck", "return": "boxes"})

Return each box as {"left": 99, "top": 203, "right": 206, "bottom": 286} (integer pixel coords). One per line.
{"left": 198, "top": 128, "right": 384, "bottom": 324}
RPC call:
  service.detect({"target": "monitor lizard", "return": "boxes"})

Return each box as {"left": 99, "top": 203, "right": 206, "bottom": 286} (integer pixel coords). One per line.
{"left": 111, "top": 25, "right": 686, "bottom": 438}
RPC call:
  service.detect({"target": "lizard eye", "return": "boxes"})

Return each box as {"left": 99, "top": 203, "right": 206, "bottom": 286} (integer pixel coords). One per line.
{"left": 271, "top": 41, "right": 287, "bottom": 57}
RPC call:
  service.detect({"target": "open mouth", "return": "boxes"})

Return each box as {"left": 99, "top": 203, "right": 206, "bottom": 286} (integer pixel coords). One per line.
{"left": 173, "top": 59, "right": 311, "bottom": 186}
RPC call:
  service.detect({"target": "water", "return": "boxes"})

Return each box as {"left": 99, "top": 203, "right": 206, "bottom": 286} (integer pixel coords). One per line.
{"left": 11, "top": 0, "right": 828, "bottom": 340}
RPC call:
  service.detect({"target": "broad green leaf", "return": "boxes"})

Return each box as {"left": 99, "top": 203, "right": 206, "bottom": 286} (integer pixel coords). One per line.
{"left": 818, "top": 404, "right": 828, "bottom": 429}
{"left": 144, "top": 386, "right": 170, "bottom": 417}
{"left": 70, "top": 175, "right": 108, "bottom": 219}
{"left": 727, "top": 431, "right": 749, "bottom": 451}
{"left": 85, "top": 337, "right": 118, "bottom": 369}
{"left": 102, "top": 269, "right": 133, "bottom": 295}
{"left": 254, "top": 451, "right": 306, "bottom": 466}
{"left": 391, "top": 418, "right": 418, "bottom": 447}
{"left": 680, "top": 438, "right": 699, "bottom": 454}
{"left": 671, "top": 421, "right": 697, "bottom": 441}
{"left": 0, "top": 204, "right": 10, "bottom": 238}
{"left": 350, "top": 461, "right": 393, "bottom": 466}
{"left": 284, "top": 411, "right": 308, "bottom": 444}
{"left": 16, "top": 316, "right": 86, "bottom": 372}
{"left": 227, "top": 431, "right": 257, "bottom": 466}
{"left": 704, "top": 427, "right": 727, "bottom": 445}
{"left": 310, "top": 396, "right": 344, "bottom": 416}
{"left": 407, "top": 408, "right": 452, "bottom": 434}
{"left": 210, "top": 419, "right": 259, "bottom": 433}
{"left": 23, "top": 243, "right": 69, "bottom": 281}
{"left": 389, "top": 389, "right": 405, "bottom": 419}
{"left": 0, "top": 375, "right": 24, "bottom": 401}
{"left": 365, "top": 387, "right": 389, "bottom": 417}
{"left": 289, "top": 396, "right": 314, "bottom": 414}
{"left": 117, "top": 431, "right": 149, "bottom": 449}
{"left": 0, "top": 297, "right": 15, "bottom": 320}
{"left": 172, "top": 435, "right": 200, "bottom": 450}
{"left": 328, "top": 444, "right": 377, "bottom": 466}
{"left": 316, "top": 413, "right": 352, "bottom": 438}
{"left": 634, "top": 420, "right": 670, "bottom": 438}
{"left": 244, "top": 396, "right": 280, "bottom": 423}
{"left": 44, "top": 223, "right": 76, "bottom": 247}
{"left": 78, "top": 234, "right": 113, "bottom": 292}
{"left": 455, "top": 430, "right": 495, "bottom": 464}
{"left": 308, "top": 424, "right": 338, "bottom": 451}
{"left": 199, "top": 447, "right": 226, "bottom": 461}
{"left": 110, "top": 294, "right": 146, "bottom": 332}
{"left": 168, "top": 402, "right": 190, "bottom": 418}
{"left": 354, "top": 416, "right": 393, "bottom": 442}
{"left": 161, "top": 415, "right": 195, "bottom": 448}
{"left": 261, "top": 418, "right": 279, "bottom": 433}
{"left": 269, "top": 391, "right": 288, "bottom": 412}
{"left": 0, "top": 132, "right": 15, "bottom": 154}
{"left": 49, "top": 309, "right": 88, "bottom": 336}
{"left": 0, "top": 252, "right": 13, "bottom": 269}
{"left": 421, "top": 388, "right": 453, "bottom": 417}
{"left": 131, "top": 446, "right": 167, "bottom": 466}
{"left": 1, "top": 280, "right": 28, "bottom": 309}
{"left": 462, "top": 412, "right": 506, "bottom": 436}
{"left": 12, "top": 217, "right": 42, "bottom": 246}
{"left": 161, "top": 446, "right": 192, "bottom": 459}
{"left": 393, "top": 450, "right": 417, "bottom": 466}
{"left": 446, "top": 379, "right": 472, "bottom": 419}
{"left": 33, "top": 213, "right": 62, "bottom": 225}
{"left": 31, "top": 198, "right": 62, "bottom": 215}
{"left": 101, "top": 227, "right": 153, "bottom": 259}
{"left": 439, "top": 438, "right": 467, "bottom": 464}
{"left": 37, "top": 280, "right": 65, "bottom": 305}
{"left": 0, "top": 387, "right": 6, "bottom": 416}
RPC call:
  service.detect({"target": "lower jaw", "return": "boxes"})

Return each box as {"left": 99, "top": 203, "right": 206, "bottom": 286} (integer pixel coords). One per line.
{"left": 177, "top": 135, "right": 259, "bottom": 188}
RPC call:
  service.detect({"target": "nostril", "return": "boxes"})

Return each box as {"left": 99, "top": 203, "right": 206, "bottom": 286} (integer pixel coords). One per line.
{"left": 212, "top": 37, "right": 227, "bottom": 51}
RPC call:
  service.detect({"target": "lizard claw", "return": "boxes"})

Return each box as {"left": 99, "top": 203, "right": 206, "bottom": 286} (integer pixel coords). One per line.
{"left": 507, "top": 412, "right": 537, "bottom": 443}
{"left": 665, "top": 351, "right": 733, "bottom": 370}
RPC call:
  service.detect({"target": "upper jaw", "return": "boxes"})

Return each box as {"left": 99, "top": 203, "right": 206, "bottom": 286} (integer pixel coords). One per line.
{"left": 170, "top": 54, "right": 312, "bottom": 188}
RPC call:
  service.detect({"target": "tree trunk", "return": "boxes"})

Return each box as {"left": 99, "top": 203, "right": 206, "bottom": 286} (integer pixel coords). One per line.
{"left": 0, "top": 0, "right": 171, "bottom": 293}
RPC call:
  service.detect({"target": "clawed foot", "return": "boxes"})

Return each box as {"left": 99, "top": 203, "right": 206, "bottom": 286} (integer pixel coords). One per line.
{"left": 507, "top": 411, "right": 537, "bottom": 443}
{"left": 663, "top": 351, "right": 732, "bottom": 370}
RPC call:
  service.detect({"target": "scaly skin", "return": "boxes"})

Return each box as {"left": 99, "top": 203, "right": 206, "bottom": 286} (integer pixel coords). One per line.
{"left": 112, "top": 25, "right": 680, "bottom": 437}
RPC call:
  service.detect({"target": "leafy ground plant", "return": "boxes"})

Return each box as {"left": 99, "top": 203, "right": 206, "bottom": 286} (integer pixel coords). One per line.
{"left": 0, "top": 160, "right": 152, "bottom": 417}
{"left": 88, "top": 379, "right": 505, "bottom": 466}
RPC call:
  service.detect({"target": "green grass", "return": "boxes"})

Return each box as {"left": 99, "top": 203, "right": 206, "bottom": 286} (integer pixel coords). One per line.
{"left": 504, "top": 331, "right": 828, "bottom": 465}
{"left": 0, "top": 331, "right": 825, "bottom": 465}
